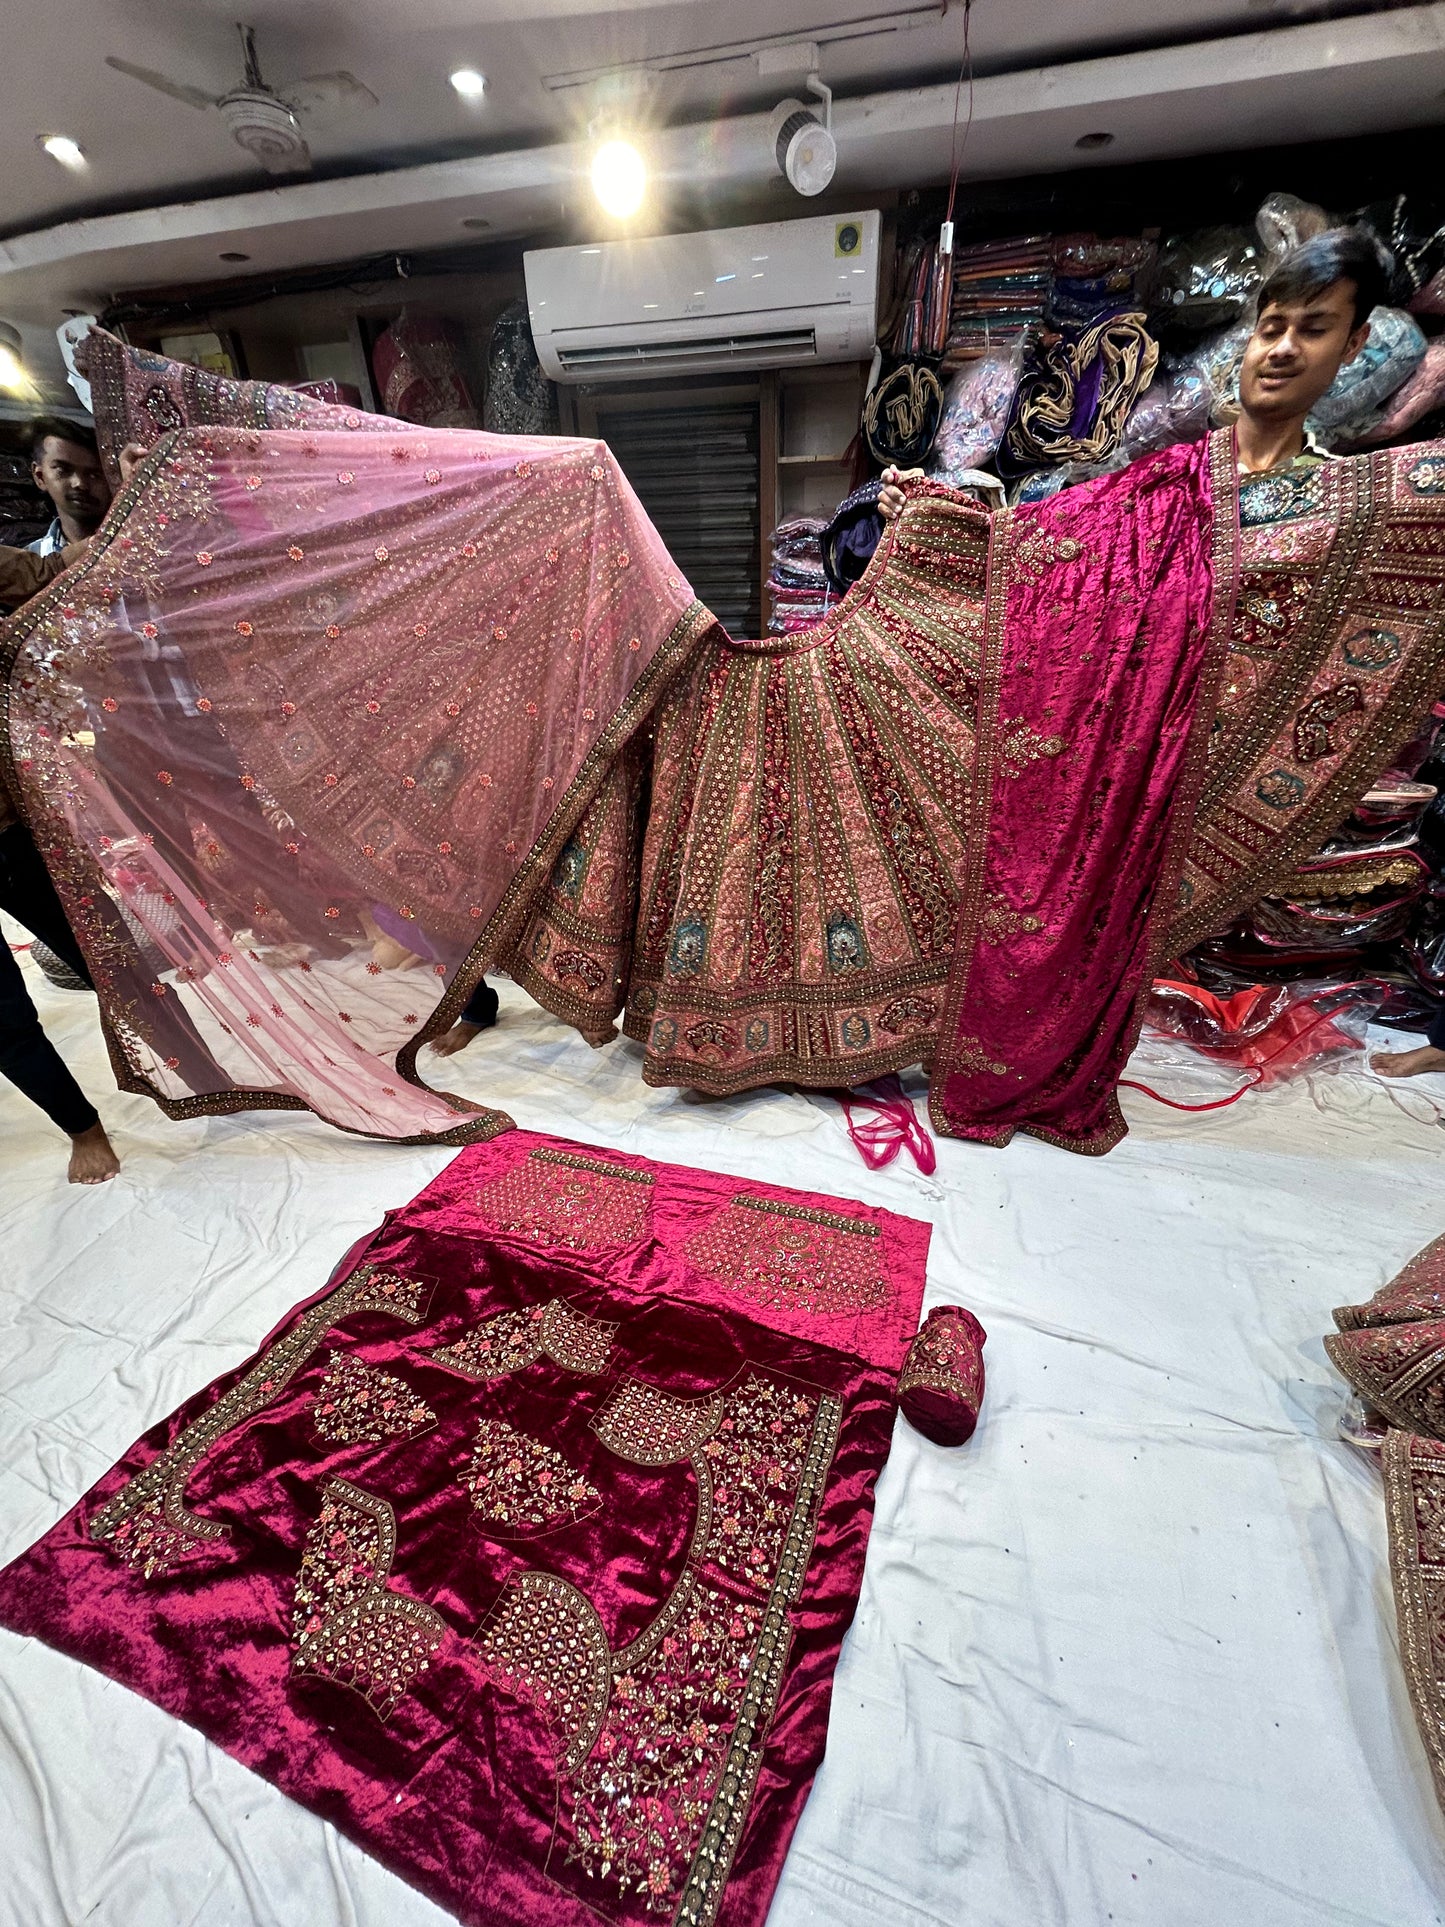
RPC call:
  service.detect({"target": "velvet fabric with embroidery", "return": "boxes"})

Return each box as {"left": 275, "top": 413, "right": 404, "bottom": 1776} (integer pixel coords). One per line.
{"left": 0, "top": 1131, "right": 936, "bottom": 1927}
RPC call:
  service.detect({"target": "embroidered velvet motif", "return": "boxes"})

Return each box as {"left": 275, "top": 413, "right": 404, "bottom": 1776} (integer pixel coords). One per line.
{"left": 1324, "top": 1318, "right": 1445, "bottom": 1439}
{"left": 312, "top": 1351, "right": 436, "bottom": 1446}
{"left": 291, "top": 1479, "right": 447, "bottom": 1718}
{"left": 427, "top": 1298, "right": 617, "bottom": 1381}
{"left": 897, "top": 1305, "right": 988, "bottom": 1446}
{"left": 465, "top": 1419, "right": 601, "bottom": 1534}
{"left": 474, "top": 1570, "right": 613, "bottom": 1772}
{"left": 593, "top": 1378, "right": 725, "bottom": 1465}
{"left": 92, "top": 1263, "right": 434, "bottom": 1578}
{"left": 684, "top": 1195, "right": 888, "bottom": 1316}
{"left": 476, "top": 1148, "right": 654, "bottom": 1249}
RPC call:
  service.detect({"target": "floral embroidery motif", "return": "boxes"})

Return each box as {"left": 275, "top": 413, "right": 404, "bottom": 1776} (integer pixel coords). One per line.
{"left": 1406, "top": 456, "right": 1445, "bottom": 495}
{"left": 465, "top": 1419, "right": 601, "bottom": 1534}
{"left": 950, "top": 1034, "right": 1010, "bottom": 1077}
{"left": 899, "top": 1308, "right": 985, "bottom": 1401}
{"left": 474, "top": 1571, "right": 612, "bottom": 1771}
{"left": 999, "top": 717, "right": 1065, "bottom": 777}
{"left": 685, "top": 1195, "right": 888, "bottom": 1316}
{"left": 1013, "top": 522, "right": 1084, "bottom": 581}
{"left": 475, "top": 1148, "right": 653, "bottom": 1250}
{"left": 564, "top": 1577, "right": 762, "bottom": 1914}
{"left": 91, "top": 1263, "right": 433, "bottom": 1578}
{"left": 311, "top": 1351, "right": 436, "bottom": 1446}
{"left": 291, "top": 1479, "right": 446, "bottom": 1718}
{"left": 593, "top": 1379, "right": 725, "bottom": 1465}
{"left": 428, "top": 1298, "right": 617, "bottom": 1381}
{"left": 978, "top": 893, "right": 1043, "bottom": 945}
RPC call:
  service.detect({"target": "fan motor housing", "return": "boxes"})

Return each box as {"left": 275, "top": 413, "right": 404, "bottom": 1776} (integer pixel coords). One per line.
{"left": 219, "top": 90, "right": 310, "bottom": 173}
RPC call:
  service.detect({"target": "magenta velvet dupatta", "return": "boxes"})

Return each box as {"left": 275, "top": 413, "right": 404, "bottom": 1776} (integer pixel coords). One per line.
{"left": 0, "top": 1133, "right": 932, "bottom": 1927}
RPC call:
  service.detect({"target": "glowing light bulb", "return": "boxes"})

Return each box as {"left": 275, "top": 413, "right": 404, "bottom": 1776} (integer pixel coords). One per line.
{"left": 39, "top": 134, "right": 86, "bottom": 169}
{"left": 591, "top": 140, "right": 645, "bottom": 220}
{"left": 449, "top": 69, "right": 487, "bottom": 100}
{"left": 0, "top": 343, "right": 34, "bottom": 396}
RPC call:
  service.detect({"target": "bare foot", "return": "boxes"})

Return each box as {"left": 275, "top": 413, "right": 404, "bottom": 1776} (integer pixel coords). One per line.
{"left": 1371, "top": 1045, "right": 1445, "bottom": 1081}
{"left": 68, "top": 1121, "right": 120, "bottom": 1185}
{"left": 429, "top": 1020, "right": 482, "bottom": 1058}
{"left": 372, "top": 936, "right": 423, "bottom": 971}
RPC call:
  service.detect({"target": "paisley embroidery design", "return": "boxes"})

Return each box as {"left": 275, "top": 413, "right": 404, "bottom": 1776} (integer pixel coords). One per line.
{"left": 91, "top": 1263, "right": 434, "bottom": 1579}
{"left": 311, "top": 1351, "right": 436, "bottom": 1446}
{"left": 685, "top": 1194, "right": 888, "bottom": 1316}
{"left": 465, "top": 1419, "right": 601, "bottom": 1534}
{"left": 427, "top": 1299, "right": 617, "bottom": 1381}
{"left": 291, "top": 1479, "right": 447, "bottom": 1717}
{"left": 476, "top": 1148, "right": 654, "bottom": 1249}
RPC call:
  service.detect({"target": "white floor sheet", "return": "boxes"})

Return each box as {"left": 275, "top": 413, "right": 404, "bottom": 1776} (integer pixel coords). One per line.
{"left": 2, "top": 931, "right": 1444, "bottom": 1927}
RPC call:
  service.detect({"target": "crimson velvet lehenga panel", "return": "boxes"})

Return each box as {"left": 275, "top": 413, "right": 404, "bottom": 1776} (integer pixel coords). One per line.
{"left": 13, "top": 334, "right": 1445, "bottom": 1152}
{"left": 0, "top": 1132, "right": 965, "bottom": 1927}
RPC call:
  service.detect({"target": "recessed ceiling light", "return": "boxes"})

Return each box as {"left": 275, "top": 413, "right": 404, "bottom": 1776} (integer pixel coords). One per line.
{"left": 459, "top": 216, "right": 491, "bottom": 230}
{"left": 219, "top": 250, "right": 251, "bottom": 262}
{"left": 38, "top": 134, "right": 86, "bottom": 169}
{"left": 450, "top": 68, "right": 487, "bottom": 100}
{"left": 1075, "top": 131, "right": 1115, "bottom": 150}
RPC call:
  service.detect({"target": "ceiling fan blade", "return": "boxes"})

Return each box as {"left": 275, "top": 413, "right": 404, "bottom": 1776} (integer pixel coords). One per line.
{"left": 105, "top": 56, "right": 219, "bottom": 111}
{"left": 284, "top": 71, "right": 379, "bottom": 121}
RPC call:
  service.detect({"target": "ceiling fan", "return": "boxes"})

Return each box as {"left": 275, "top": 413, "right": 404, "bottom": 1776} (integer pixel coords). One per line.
{"left": 106, "top": 23, "right": 378, "bottom": 175}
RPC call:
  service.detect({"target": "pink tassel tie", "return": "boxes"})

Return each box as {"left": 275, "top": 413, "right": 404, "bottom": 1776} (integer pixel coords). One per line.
{"left": 836, "top": 1074, "right": 937, "bottom": 1174}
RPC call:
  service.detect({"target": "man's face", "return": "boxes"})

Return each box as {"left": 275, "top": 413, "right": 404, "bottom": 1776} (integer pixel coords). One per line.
{"left": 1238, "top": 278, "right": 1370, "bottom": 424}
{"left": 32, "top": 435, "right": 111, "bottom": 533}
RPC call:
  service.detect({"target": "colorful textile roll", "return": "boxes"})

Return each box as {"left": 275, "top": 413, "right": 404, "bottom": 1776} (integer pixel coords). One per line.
{"left": 898, "top": 1305, "right": 987, "bottom": 1446}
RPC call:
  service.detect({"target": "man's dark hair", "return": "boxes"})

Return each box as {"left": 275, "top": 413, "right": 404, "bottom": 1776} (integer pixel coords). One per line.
{"left": 28, "top": 415, "right": 99, "bottom": 463}
{"left": 1257, "top": 226, "right": 1391, "bottom": 331}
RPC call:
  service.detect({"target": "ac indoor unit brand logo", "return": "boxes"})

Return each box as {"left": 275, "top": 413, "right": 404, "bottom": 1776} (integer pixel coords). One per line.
{"left": 834, "top": 221, "right": 863, "bottom": 259}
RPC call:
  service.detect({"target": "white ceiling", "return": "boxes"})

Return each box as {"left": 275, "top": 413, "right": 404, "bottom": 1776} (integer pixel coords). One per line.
{"left": 2, "top": 0, "right": 1414, "bottom": 235}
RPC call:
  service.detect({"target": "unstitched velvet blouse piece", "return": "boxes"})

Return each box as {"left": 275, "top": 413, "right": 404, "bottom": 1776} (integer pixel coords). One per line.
{"left": 0, "top": 1131, "right": 958, "bottom": 1927}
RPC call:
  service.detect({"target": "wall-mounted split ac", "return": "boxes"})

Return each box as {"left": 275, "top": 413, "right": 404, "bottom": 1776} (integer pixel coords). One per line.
{"left": 524, "top": 209, "right": 879, "bottom": 383}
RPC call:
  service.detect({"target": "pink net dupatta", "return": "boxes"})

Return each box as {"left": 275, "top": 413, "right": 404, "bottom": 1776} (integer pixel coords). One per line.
{"left": 930, "top": 435, "right": 1234, "bottom": 1154}
{"left": 2, "top": 423, "right": 709, "bottom": 1140}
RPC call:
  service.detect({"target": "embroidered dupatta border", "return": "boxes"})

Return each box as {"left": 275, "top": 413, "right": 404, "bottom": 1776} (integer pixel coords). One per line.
{"left": 1382, "top": 1428, "right": 1445, "bottom": 1819}
{"left": 1167, "top": 442, "right": 1445, "bottom": 958}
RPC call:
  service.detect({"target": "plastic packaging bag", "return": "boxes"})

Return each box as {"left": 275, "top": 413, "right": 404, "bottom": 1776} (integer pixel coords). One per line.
{"left": 1254, "top": 191, "right": 1331, "bottom": 271}
{"left": 1116, "top": 361, "right": 1213, "bottom": 459}
{"left": 1307, "top": 305, "right": 1428, "bottom": 442}
{"left": 1151, "top": 226, "right": 1263, "bottom": 345}
{"left": 929, "top": 341, "right": 1025, "bottom": 481}
{"left": 1343, "top": 338, "right": 1445, "bottom": 448}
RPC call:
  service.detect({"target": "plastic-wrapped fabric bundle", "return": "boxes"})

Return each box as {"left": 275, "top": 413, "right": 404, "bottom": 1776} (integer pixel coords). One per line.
{"left": 928, "top": 343, "right": 1023, "bottom": 482}
{"left": 1308, "top": 307, "right": 1428, "bottom": 444}
{"left": 1254, "top": 191, "right": 1332, "bottom": 271}
{"left": 1343, "top": 340, "right": 1445, "bottom": 448}
{"left": 766, "top": 515, "right": 829, "bottom": 633}
{"left": 482, "top": 298, "right": 558, "bottom": 437}
{"left": 1353, "top": 194, "right": 1445, "bottom": 308}
{"left": 1048, "top": 233, "right": 1156, "bottom": 331}
{"left": 939, "top": 234, "right": 1053, "bottom": 366}
{"left": 1151, "top": 226, "right": 1263, "bottom": 347}
{"left": 1143, "top": 977, "right": 1384, "bottom": 1086}
{"left": 1116, "top": 362, "right": 1213, "bottom": 460}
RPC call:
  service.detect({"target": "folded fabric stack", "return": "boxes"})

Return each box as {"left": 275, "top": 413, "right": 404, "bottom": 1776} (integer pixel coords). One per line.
{"left": 766, "top": 514, "right": 830, "bottom": 634}
{"left": 1049, "top": 233, "right": 1156, "bottom": 331}
{"left": 889, "top": 239, "right": 953, "bottom": 359}
{"left": 939, "top": 235, "right": 1053, "bottom": 369}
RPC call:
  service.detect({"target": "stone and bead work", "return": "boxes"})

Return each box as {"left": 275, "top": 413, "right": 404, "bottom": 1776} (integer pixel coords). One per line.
{"left": 464, "top": 1419, "right": 602, "bottom": 1534}
{"left": 427, "top": 1298, "right": 617, "bottom": 1381}
{"left": 475, "top": 1146, "right": 654, "bottom": 1250}
{"left": 684, "top": 1193, "right": 888, "bottom": 1316}
{"left": 291, "top": 1479, "right": 447, "bottom": 1717}
{"left": 311, "top": 1351, "right": 437, "bottom": 1446}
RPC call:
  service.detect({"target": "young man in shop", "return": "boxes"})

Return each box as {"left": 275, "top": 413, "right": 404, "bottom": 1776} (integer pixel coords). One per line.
{"left": 26, "top": 417, "right": 113, "bottom": 554}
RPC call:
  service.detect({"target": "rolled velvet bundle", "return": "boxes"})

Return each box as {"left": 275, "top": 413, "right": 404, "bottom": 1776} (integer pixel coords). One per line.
{"left": 898, "top": 1304, "right": 987, "bottom": 1445}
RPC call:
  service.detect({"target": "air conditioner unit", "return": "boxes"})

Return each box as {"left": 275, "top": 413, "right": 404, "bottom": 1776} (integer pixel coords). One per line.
{"left": 525, "top": 210, "right": 879, "bottom": 383}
